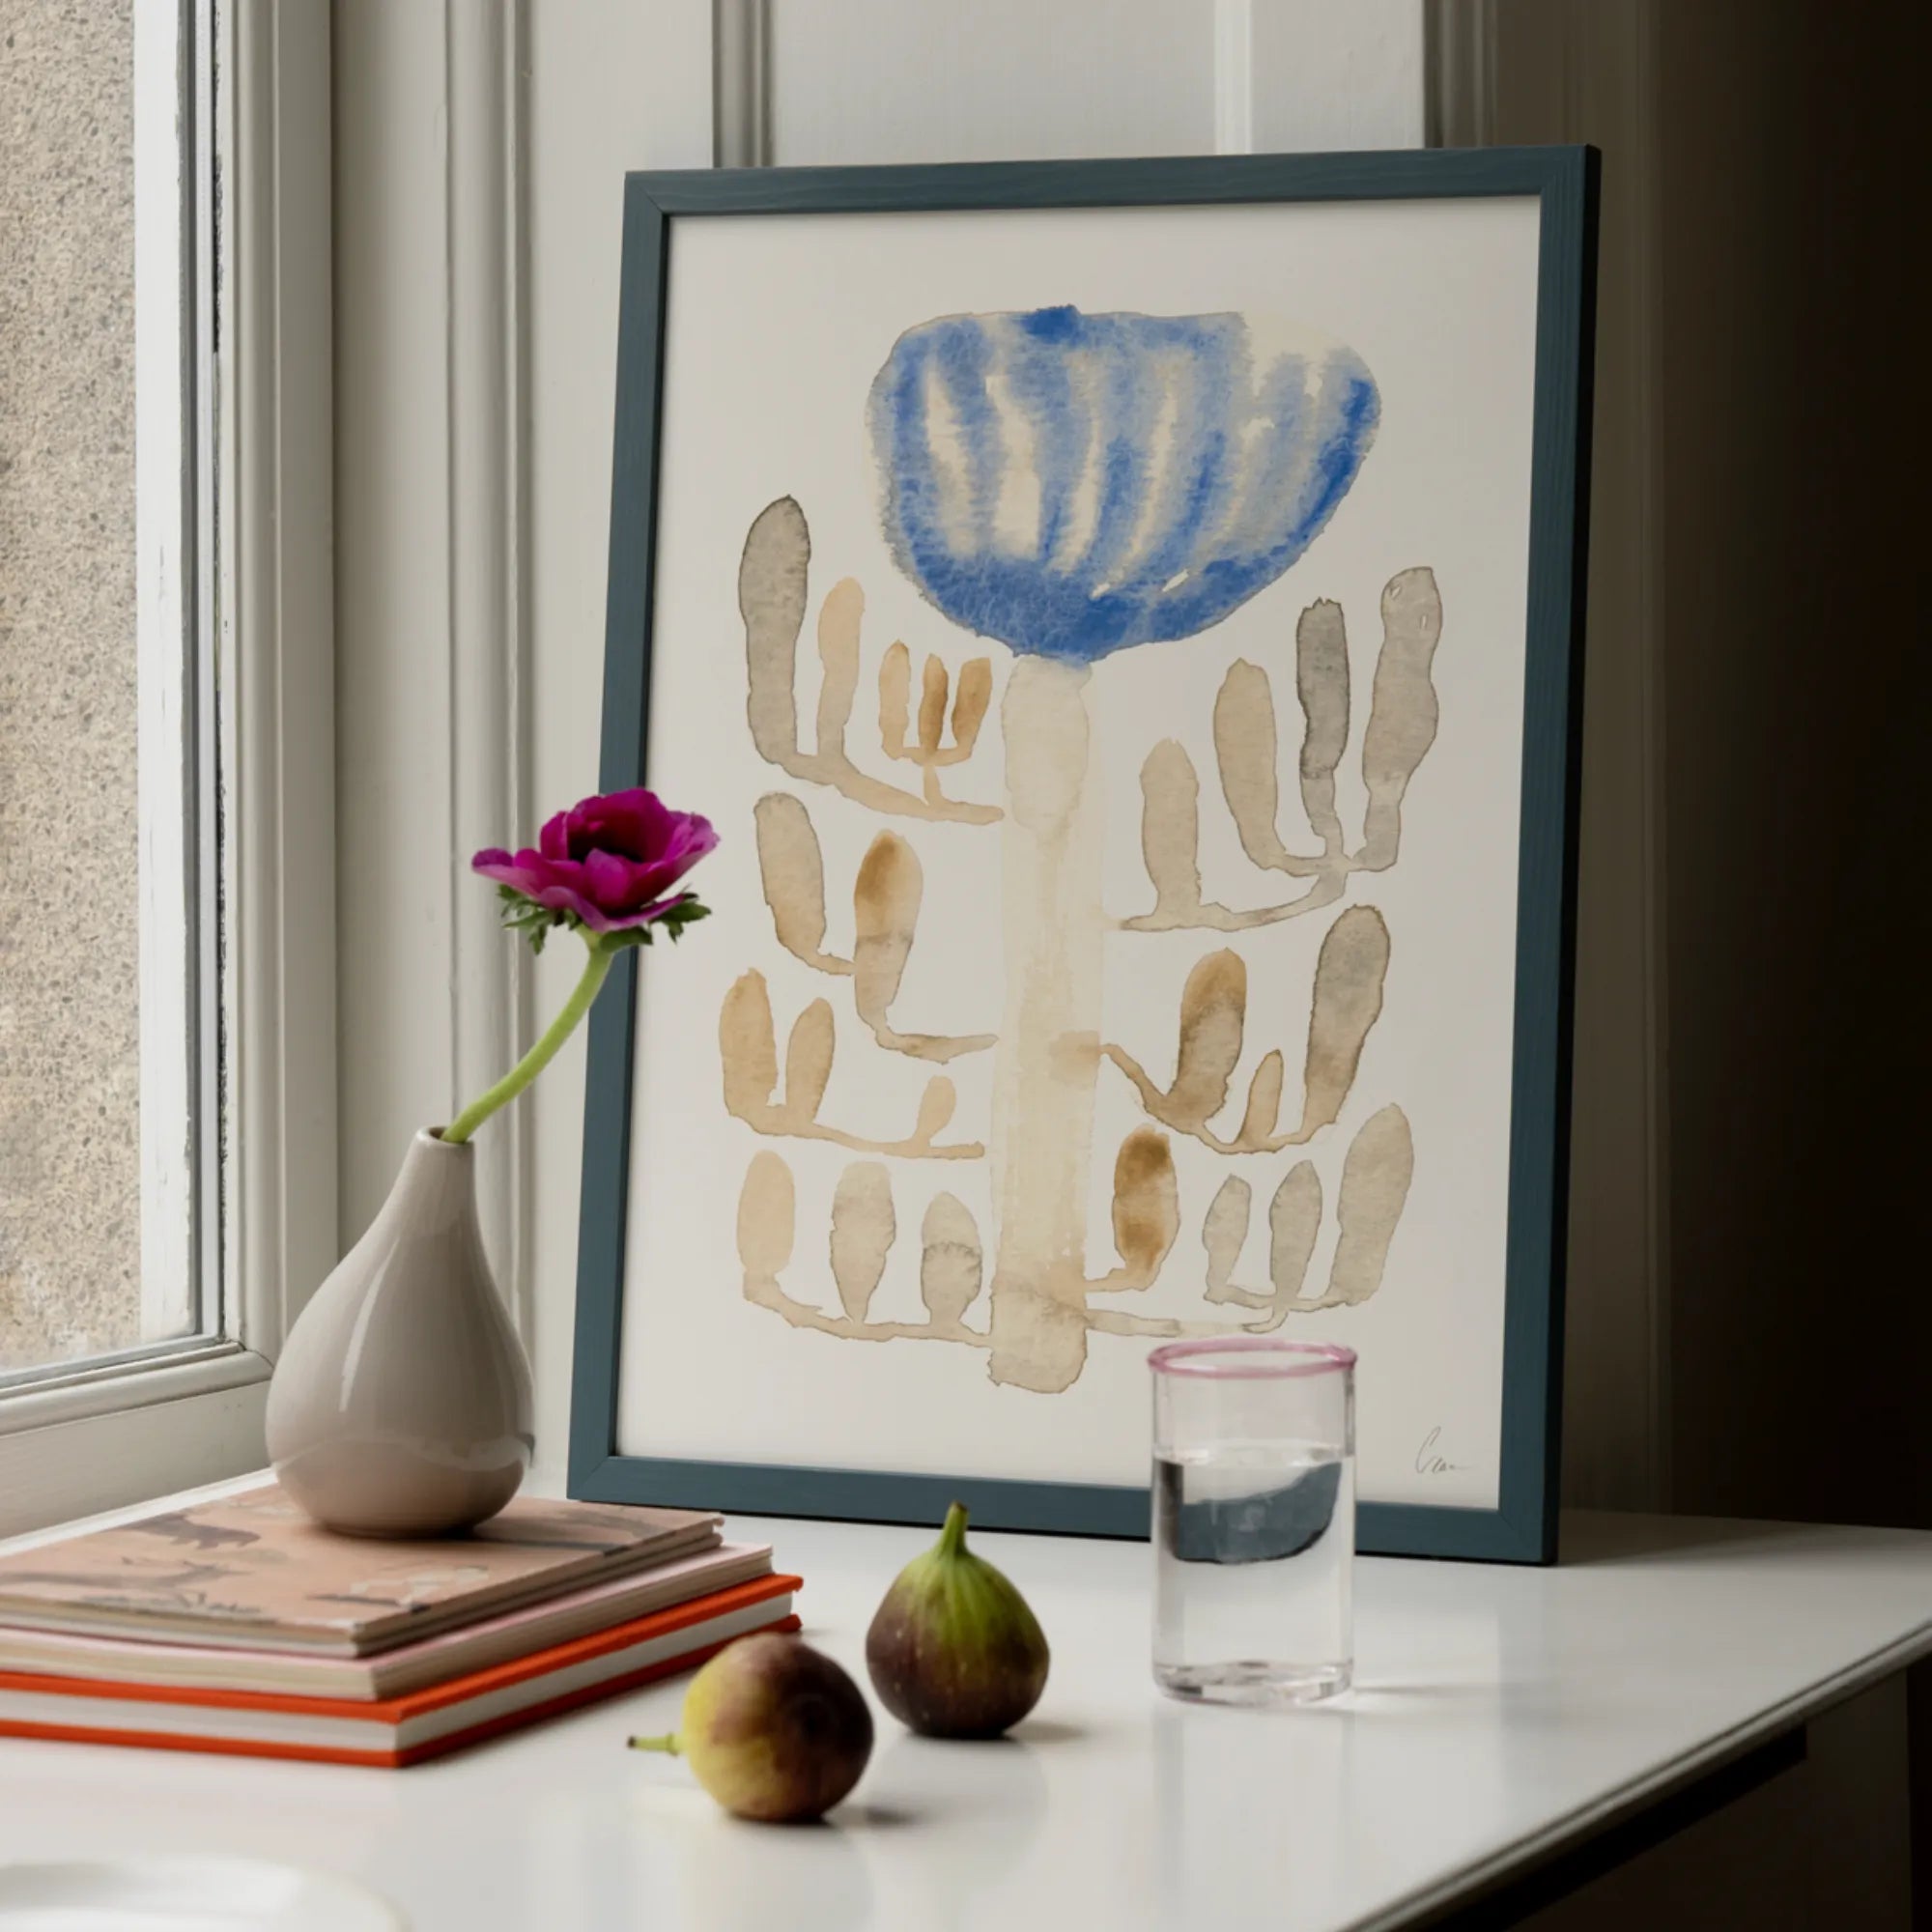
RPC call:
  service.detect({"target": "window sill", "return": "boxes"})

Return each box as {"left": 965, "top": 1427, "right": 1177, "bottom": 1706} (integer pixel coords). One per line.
{"left": 0, "top": 1348, "right": 270, "bottom": 1539}
{"left": 0, "top": 1339, "right": 264, "bottom": 1426}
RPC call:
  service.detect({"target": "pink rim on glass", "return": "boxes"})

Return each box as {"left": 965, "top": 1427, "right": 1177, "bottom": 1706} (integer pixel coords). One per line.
{"left": 1146, "top": 1337, "right": 1356, "bottom": 1380}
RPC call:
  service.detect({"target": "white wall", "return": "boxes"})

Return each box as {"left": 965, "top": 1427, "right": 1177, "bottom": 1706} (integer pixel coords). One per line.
{"left": 525, "top": 4, "right": 714, "bottom": 1474}
{"left": 764, "top": 0, "right": 1423, "bottom": 161}
{"left": 334, "top": 0, "right": 1427, "bottom": 1479}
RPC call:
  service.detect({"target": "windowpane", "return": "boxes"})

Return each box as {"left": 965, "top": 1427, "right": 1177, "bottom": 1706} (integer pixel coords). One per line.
{"left": 0, "top": 0, "right": 205, "bottom": 1375}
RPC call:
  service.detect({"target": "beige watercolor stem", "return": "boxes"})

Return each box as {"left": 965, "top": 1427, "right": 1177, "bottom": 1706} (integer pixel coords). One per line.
{"left": 985, "top": 657, "right": 1105, "bottom": 1393}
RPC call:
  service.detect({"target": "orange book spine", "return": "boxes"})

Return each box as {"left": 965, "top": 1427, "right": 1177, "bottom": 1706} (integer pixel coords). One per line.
{"left": 0, "top": 1574, "right": 802, "bottom": 1720}
{"left": 0, "top": 1613, "right": 802, "bottom": 1769}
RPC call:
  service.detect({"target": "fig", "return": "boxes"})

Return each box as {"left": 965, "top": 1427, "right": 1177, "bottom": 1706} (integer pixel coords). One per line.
{"left": 629, "top": 1631, "right": 873, "bottom": 1822}
{"left": 866, "top": 1501, "right": 1049, "bottom": 1738}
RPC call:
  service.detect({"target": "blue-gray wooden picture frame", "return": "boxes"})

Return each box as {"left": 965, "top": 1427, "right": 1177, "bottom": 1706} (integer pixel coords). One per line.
{"left": 569, "top": 147, "right": 1599, "bottom": 1564}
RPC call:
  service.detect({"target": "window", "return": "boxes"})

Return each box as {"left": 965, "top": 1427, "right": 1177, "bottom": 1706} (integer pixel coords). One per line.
{"left": 1, "top": 0, "right": 333, "bottom": 1534}
{"left": 2, "top": 0, "right": 213, "bottom": 1379}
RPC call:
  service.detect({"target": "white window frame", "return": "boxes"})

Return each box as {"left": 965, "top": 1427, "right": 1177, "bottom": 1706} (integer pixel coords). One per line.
{"left": 135, "top": 0, "right": 213, "bottom": 1350}
{"left": 0, "top": 0, "right": 335, "bottom": 1536}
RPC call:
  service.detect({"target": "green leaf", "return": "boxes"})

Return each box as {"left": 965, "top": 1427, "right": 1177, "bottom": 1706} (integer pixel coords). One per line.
{"left": 601, "top": 895, "right": 712, "bottom": 952}
{"left": 492, "top": 885, "right": 709, "bottom": 957}
{"left": 494, "top": 883, "right": 573, "bottom": 956}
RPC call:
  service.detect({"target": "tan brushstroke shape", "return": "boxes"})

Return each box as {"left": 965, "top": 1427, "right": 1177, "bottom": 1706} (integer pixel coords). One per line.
{"left": 1267, "top": 1161, "right": 1324, "bottom": 1309}
{"left": 1215, "top": 662, "right": 1308, "bottom": 876}
{"left": 1322, "top": 1103, "right": 1414, "bottom": 1305}
{"left": 753, "top": 798, "right": 1000, "bottom": 1072}
{"left": 1236, "top": 1050, "right": 1286, "bottom": 1144}
{"left": 1086, "top": 1129, "right": 1206, "bottom": 1303}
{"left": 852, "top": 832, "right": 996, "bottom": 1063}
{"left": 719, "top": 971, "right": 781, "bottom": 1124}
{"left": 1182, "top": 1159, "right": 1321, "bottom": 1314}
{"left": 1296, "top": 600, "right": 1350, "bottom": 859}
{"left": 1136, "top": 739, "right": 1208, "bottom": 923}
{"left": 1201, "top": 1175, "right": 1253, "bottom": 1305}
{"left": 877, "top": 644, "right": 994, "bottom": 810}
{"left": 1104, "top": 909, "right": 1390, "bottom": 1154}
{"left": 912, "top": 1076, "right": 958, "bottom": 1144}
{"left": 782, "top": 1000, "right": 835, "bottom": 1123}
{"left": 919, "top": 1193, "right": 983, "bottom": 1328}
{"left": 1214, "top": 621, "right": 1348, "bottom": 874}
{"left": 815, "top": 578, "right": 865, "bottom": 764}
{"left": 743, "top": 1088, "right": 1409, "bottom": 1347}
{"left": 754, "top": 793, "right": 852, "bottom": 977}
{"left": 747, "top": 1293, "right": 991, "bottom": 1346}
{"left": 739, "top": 1161, "right": 992, "bottom": 1346}
{"left": 1294, "top": 905, "right": 1390, "bottom": 1140}
{"left": 736, "top": 498, "right": 1424, "bottom": 1380}
{"left": 829, "top": 1163, "right": 895, "bottom": 1321}
{"left": 1261, "top": 1105, "right": 1412, "bottom": 1315}
{"left": 741, "top": 498, "right": 810, "bottom": 769}
{"left": 1087, "top": 1153, "right": 1331, "bottom": 1339}
{"left": 1121, "top": 871, "right": 1349, "bottom": 934}
{"left": 878, "top": 641, "right": 911, "bottom": 758}
{"left": 1119, "top": 570, "right": 1440, "bottom": 931}
{"left": 1087, "top": 1306, "right": 1299, "bottom": 1338}
{"left": 735, "top": 1151, "right": 796, "bottom": 1292}
{"left": 1166, "top": 952, "right": 1247, "bottom": 1129}
{"left": 719, "top": 970, "right": 981, "bottom": 1158}
{"left": 1119, "top": 740, "right": 1346, "bottom": 933}
{"left": 1200, "top": 1161, "right": 1324, "bottom": 1312}
{"left": 917, "top": 655, "right": 949, "bottom": 760}
{"left": 739, "top": 497, "right": 999, "bottom": 825}
{"left": 851, "top": 834, "right": 915, "bottom": 1030}
{"left": 986, "top": 658, "right": 1106, "bottom": 1394}
{"left": 1358, "top": 569, "right": 1442, "bottom": 870}
{"left": 1108, "top": 1127, "right": 1179, "bottom": 1290}
{"left": 949, "top": 659, "right": 993, "bottom": 758}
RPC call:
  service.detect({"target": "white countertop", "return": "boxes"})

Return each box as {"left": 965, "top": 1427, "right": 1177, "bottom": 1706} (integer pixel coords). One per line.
{"left": 1, "top": 1499, "right": 1928, "bottom": 1932}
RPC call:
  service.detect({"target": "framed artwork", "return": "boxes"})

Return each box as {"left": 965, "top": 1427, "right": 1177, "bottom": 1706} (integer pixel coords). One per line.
{"left": 569, "top": 148, "right": 1597, "bottom": 1562}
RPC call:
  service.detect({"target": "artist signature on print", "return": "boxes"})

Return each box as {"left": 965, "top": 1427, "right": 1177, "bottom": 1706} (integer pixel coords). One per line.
{"left": 1414, "top": 1426, "right": 1471, "bottom": 1476}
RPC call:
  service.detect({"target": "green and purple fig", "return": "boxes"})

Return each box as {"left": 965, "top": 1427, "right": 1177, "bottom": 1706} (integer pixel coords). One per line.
{"left": 866, "top": 1502, "right": 1049, "bottom": 1738}
{"left": 628, "top": 1631, "right": 873, "bottom": 1822}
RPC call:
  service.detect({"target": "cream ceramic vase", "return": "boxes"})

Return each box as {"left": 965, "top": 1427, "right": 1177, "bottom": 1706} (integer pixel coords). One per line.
{"left": 266, "top": 1129, "right": 533, "bottom": 1537}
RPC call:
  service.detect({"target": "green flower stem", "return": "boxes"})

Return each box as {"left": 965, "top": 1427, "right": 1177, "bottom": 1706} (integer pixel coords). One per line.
{"left": 442, "top": 935, "right": 614, "bottom": 1145}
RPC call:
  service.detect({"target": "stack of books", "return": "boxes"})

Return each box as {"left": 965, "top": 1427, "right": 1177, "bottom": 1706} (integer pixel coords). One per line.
{"left": 0, "top": 1485, "right": 796, "bottom": 1767}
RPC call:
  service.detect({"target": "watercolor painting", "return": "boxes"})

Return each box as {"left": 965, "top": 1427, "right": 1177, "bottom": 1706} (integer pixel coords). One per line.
{"left": 721, "top": 306, "right": 1436, "bottom": 1395}
{"left": 575, "top": 160, "right": 1596, "bottom": 1552}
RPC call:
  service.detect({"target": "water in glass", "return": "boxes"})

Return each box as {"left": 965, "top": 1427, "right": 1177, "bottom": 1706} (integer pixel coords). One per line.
{"left": 1152, "top": 1436, "right": 1354, "bottom": 1703}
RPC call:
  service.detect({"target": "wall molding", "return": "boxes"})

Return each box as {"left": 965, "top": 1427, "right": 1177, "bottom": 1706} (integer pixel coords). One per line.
{"left": 331, "top": 0, "right": 534, "bottom": 1355}
{"left": 227, "top": 0, "right": 338, "bottom": 1357}
{"left": 445, "top": 0, "right": 534, "bottom": 1348}
{"left": 1424, "top": 0, "right": 1496, "bottom": 148}
{"left": 712, "top": 0, "right": 770, "bottom": 168}
{"left": 1212, "top": 0, "right": 1255, "bottom": 155}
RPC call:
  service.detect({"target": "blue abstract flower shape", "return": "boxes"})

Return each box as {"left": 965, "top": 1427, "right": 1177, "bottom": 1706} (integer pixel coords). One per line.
{"left": 867, "top": 306, "right": 1379, "bottom": 665}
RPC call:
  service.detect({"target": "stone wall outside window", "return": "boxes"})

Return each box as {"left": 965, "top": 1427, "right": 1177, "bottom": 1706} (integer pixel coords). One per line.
{"left": 0, "top": 0, "right": 142, "bottom": 1369}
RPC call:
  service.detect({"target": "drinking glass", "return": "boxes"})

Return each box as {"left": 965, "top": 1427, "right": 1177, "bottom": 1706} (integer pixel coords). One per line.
{"left": 1150, "top": 1338, "right": 1356, "bottom": 1704}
